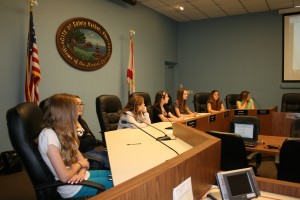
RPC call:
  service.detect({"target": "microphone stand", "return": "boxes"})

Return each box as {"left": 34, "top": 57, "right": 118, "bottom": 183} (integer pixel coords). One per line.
{"left": 143, "top": 121, "right": 172, "bottom": 141}
{"left": 121, "top": 120, "right": 157, "bottom": 140}
{"left": 121, "top": 120, "right": 179, "bottom": 155}
{"left": 122, "top": 112, "right": 172, "bottom": 140}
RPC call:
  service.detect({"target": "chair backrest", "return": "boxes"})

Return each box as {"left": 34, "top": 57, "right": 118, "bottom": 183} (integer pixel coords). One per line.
{"left": 95, "top": 95, "right": 122, "bottom": 133}
{"left": 6, "top": 102, "right": 60, "bottom": 199}
{"left": 225, "top": 94, "right": 239, "bottom": 109}
{"left": 193, "top": 92, "right": 210, "bottom": 113}
{"left": 281, "top": 93, "right": 300, "bottom": 112}
{"left": 129, "top": 92, "right": 152, "bottom": 107}
{"left": 290, "top": 118, "right": 300, "bottom": 137}
{"left": 277, "top": 137, "right": 300, "bottom": 183}
{"left": 129, "top": 92, "right": 153, "bottom": 121}
{"left": 206, "top": 130, "right": 248, "bottom": 171}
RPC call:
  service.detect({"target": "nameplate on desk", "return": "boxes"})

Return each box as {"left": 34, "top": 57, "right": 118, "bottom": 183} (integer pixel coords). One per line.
{"left": 257, "top": 109, "right": 269, "bottom": 115}
{"left": 234, "top": 110, "right": 248, "bottom": 115}
{"left": 224, "top": 111, "right": 229, "bottom": 118}
{"left": 186, "top": 120, "right": 196, "bottom": 128}
{"left": 209, "top": 115, "right": 216, "bottom": 122}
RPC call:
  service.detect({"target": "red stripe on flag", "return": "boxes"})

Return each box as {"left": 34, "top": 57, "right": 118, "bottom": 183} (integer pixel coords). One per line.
{"left": 127, "top": 35, "right": 135, "bottom": 95}
{"left": 25, "top": 11, "right": 41, "bottom": 104}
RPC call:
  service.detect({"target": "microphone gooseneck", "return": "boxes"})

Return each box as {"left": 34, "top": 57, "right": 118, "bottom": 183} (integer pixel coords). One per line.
{"left": 153, "top": 105, "right": 173, "bottom": 130}
{"left": 142, "top": 121, "right": 171, "bottom": 141}
{"left": 121, "top": 120, "right": 179, "bottom": 155}
{"left": 121, "top": 120, "right": 157, "bottom": 140}
{"left": 252, "top": 98, "right": 261, "bottom": 109}
{"left": 124, "top": 111, "right": 171, "bottom": 140}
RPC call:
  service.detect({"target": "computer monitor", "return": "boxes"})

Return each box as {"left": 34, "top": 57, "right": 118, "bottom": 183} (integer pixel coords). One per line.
{"left": 233, "top": 123, "right": 255, "bottom": 139}
{"left": 231, "top": 119, "right": 259, "bottom": 141}
{"left": 216, "top": 167, "right": 260, "bottom": 200}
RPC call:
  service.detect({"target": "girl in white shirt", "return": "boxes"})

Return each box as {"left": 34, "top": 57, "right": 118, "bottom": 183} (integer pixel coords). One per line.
{"left": 118, "top": 95, "right": 151, "bottom": 129}
{"left": 38, "top": 94, "right": 113, "bottom": 199}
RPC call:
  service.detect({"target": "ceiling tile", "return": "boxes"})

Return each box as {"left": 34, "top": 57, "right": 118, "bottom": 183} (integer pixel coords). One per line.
{"left": 137, "top": 0, "right": 295, "bottom": 22}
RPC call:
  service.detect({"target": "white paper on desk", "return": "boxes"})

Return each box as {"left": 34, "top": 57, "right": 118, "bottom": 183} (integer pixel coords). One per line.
{"left": 173, "top": 177, "right": 194, "bottom": 200}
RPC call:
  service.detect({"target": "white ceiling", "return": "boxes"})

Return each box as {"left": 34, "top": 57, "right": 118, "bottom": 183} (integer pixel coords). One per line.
{"left": 138, "top": 0, "right": 299, "bottom": 22}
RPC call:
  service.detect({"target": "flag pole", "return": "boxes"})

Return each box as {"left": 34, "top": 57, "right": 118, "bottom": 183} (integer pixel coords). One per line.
{"left": 127, "top": 29, "right": 135, "bottom": 99}
{"left": 25, "top": 0, "right": 41, "bottom": 104}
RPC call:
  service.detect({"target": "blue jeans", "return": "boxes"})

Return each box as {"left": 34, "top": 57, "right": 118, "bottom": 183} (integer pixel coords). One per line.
{"left": 84, "top": 149, "right": 110, "bottom": 169}
{"left": 73, "top": 170, "right": 113, "bottom": 198}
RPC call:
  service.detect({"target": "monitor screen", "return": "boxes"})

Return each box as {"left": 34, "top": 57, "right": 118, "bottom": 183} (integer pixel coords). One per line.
{"left": 233, "top": 123, "right": 254, "bottom": 139}
{"left": 216, "top": 168, "right": 260, "bottom": 200}
{"left": 227, "top": 173, "right": 252, "bottom": 196}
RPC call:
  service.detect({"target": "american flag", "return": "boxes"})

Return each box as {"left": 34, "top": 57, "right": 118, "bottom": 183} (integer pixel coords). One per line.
{"left": 25, "top": 11, "right": 41, "bottom": 104}
{"left": 127, "top": 34, "right": 135, "bottom": 95}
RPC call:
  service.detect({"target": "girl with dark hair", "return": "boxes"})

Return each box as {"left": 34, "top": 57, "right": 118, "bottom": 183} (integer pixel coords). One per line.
{"left": 236, "top": 91, "right": 255, "bottom": 109}
{"left": 117, "top": 95, "right": 151, "bottom": 129}
{"left": 75, "top": 96, "right": 110, "bottom": 170}
{"left": 152, "top": 91, "right": 184, "bottom": 123}
{"left": 174, "top": 88, "right": 197, "bottom": 118}
{"left": 207, "top": 90, "right": 225, "bottom": 113}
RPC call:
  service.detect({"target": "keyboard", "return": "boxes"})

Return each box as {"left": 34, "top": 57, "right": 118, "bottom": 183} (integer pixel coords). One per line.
{"left": 244, "top": 141, "right": 258, "bottom": 147}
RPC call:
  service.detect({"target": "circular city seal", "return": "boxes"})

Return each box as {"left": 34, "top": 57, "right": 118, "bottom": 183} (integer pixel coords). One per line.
{"left": 56, "top": 17, "right": 112, "bottom": 71}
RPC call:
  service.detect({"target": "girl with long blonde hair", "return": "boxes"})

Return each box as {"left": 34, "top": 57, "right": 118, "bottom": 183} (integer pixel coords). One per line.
{"left": 39, "top": 93, "right": 113, "bottom": 198}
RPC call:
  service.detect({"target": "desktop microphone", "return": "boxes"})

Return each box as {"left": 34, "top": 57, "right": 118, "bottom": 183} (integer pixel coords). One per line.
{"left": 143, "top": 121, "right": 172, "bottom": 141}
{"left": 123, "top": 112, "right": 171, "bottom": 140}
{"left": 121, "top": 120, "right": 179, "bottom": 155}
{"left": 252, "top": 98, "right": 261, "bottom": 109}
{"left": 153, "top": 105, "right": 173, "bottom": 130}
{"left": 121, "top": 120, "right": 157, "bottom": 140}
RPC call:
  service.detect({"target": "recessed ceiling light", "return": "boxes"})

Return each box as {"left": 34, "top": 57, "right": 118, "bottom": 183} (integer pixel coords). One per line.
{"left": 179, "top": 6, "right": 184, "bottom": 11}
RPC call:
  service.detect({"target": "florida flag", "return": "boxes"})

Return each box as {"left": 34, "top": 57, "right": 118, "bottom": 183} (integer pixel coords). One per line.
{"left": 127, "top": 35, "right": 135, "bottom": 95}
{"left": 25, "top": 11, "right": 41, "bottom": 104}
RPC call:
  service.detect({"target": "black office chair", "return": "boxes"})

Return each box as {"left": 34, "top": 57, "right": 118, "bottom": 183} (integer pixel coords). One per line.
{"left": 193, "top": 92, "right": 210, "bottom": 113}
{"left": 129, "top": 92, "right": 151, "bottom": 107}
{"left": 96, "top": 95, "right": 122, "bottom": 147}
{"left": 206, "top": 130, "right": 261, "bottom": 173}
{"left": 6, "top": 102, "right": 104, "bottom": 200}
{"left": 225, "top": 94, "right": 239, "bottom": 109}
{"left": 277, "top": 137, "right": 300, "bottom": 183}
{"left": 281, "top": 93, "right": 300, "bottom": 112}
{"left": 129, "top": 92, "right": 153, "bottom": 121}
{"left": 290, "top": 118, "right": 300, "bottom": 138}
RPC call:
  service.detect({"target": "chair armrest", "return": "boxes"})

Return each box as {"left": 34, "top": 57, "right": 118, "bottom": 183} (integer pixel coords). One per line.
{"left": 247, "top": 151, "right": 262, "bottom": 173}
{"left": 36, "top": 180, "right": 105, "bottom": 194}
{"left": 84, "top": 154, "right": 105, "bottom": 170}
{"left": 247, "top": 151, "right": 260, "bottom": 160}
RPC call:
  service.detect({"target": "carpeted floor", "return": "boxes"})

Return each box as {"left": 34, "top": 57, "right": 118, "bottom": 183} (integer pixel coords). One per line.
{"left": 256, "top": 155, "right": 278, "bottom": 179}
{"left": 0, "top": 169, "right": 35, "bottom": 200}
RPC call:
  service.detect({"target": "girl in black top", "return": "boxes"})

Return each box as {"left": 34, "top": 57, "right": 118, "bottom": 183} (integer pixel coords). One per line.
{"left": 75, "top": 96, "right": 110, "bottom": 169}
{"left": 152, "top": 91, "right": 184, "bottom": 123}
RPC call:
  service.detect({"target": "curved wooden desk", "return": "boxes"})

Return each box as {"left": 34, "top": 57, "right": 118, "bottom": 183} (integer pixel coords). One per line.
{"left": 90, "top": 108, "right": 300, "bottom": 199}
